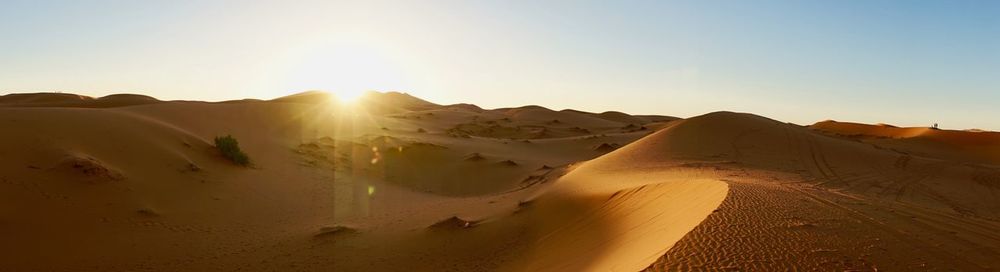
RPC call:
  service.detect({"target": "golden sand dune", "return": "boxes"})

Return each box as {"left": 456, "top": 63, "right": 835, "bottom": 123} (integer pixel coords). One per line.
{"left": 812, "top": 120, "right": 1000, "bottom": 165}
{"left": 638, "top": 112, "right": 1000, "bottom": 270}
{"left": 1, "top": 92, "right": 998, "bottom": 271}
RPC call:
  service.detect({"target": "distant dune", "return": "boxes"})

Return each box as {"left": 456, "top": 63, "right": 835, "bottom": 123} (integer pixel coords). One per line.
{"left": 0, "top": 92, "right": 162, "bottom": 108}
{"left": 811, "top": 120, "right": 1000, "bottom": 165}
{"left": 1, "top": 91, "right": 998, "bottom": 271}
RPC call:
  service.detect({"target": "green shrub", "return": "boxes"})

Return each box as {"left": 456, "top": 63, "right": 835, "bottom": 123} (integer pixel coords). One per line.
{"left": 214, "top": 135, "right": 249, "bottom": 166}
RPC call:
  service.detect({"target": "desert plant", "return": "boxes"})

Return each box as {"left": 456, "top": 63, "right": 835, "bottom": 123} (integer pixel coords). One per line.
{"left": 214, "top": 135, "right": 249, "bottom": 166}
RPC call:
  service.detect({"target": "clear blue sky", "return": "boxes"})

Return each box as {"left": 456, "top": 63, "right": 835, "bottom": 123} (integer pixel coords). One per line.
{"left": 2, "top": 0, "right": 998, "bottom": 129}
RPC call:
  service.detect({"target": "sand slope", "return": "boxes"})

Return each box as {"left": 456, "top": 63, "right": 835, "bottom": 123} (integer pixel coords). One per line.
{"left": 505, "top": 157, "right": 727, "bottom": 271}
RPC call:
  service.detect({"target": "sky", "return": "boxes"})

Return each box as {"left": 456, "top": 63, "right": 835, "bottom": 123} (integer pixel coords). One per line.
{"left": 2, "top": 0, "right": 998, "bottom": 129}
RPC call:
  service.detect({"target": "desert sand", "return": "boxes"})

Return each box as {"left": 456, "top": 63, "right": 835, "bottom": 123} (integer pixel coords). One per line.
{"left": 2, "top": 91, "right": 999, "bottom": 271}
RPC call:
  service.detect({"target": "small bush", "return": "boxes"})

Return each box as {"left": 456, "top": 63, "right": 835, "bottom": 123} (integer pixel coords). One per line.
{"left": 214, "top": 135, "right": 249, "bottom": 166}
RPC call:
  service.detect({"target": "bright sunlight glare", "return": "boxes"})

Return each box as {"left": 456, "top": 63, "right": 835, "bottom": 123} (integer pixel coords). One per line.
{"left": 333, "top": 89, "right": 367, "bottom": 104}
{"left": 273, "top": 39, "right": 412, "bottom": 104}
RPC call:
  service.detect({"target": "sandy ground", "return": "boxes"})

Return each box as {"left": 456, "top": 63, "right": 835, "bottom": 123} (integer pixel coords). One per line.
{"left": 1, "top": 91, "right": 998, "bottom": 271}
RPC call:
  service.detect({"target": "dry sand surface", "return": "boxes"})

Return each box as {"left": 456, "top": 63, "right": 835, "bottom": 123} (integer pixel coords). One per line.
{"left": 1, "top": 91, "right": 999, "bottom": 271}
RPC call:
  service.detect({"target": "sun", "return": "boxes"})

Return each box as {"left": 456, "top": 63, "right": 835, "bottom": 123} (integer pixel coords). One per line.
{"left": 332, "top": 89, "right": 368, "bottom": 104}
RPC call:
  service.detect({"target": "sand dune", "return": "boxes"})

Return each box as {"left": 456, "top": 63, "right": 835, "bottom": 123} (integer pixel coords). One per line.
{"left": 631, "top": 112, "right": 1000, "bottom": 270}
{"left": 0, "top": 92, "right": 162, "bottom": 108}
{"left": 2, "top": 92, "right": 998, "bottom": 271}
{"left": 812, "top": 120, "right": 1000, "bottom": 165}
